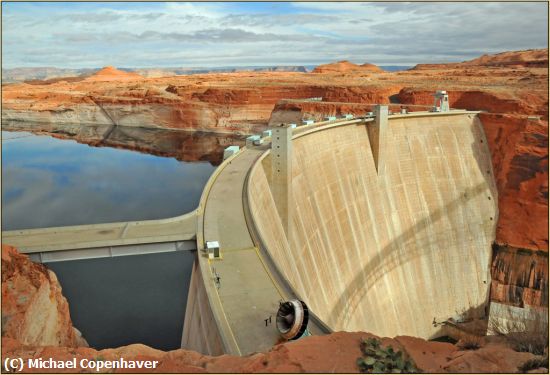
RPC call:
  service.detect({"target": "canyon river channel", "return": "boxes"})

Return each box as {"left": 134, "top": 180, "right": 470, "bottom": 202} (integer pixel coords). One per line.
{"left": 1, "top": 126, "right": 244, "bottom": 350}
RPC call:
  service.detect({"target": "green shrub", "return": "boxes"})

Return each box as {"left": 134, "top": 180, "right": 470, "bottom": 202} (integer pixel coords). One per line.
{"left": 510, "top": 332, "right": 548, "bottom": 356}
{"left": 518, "top": 354, "right": 548, "bottom": 372}
{"left": 456, "top": 334, "right": 483, "bottom": 351}
{"left": 489, "top": 314, "right": 548, "bottom": 356}
{"left": 357, "top": 337, "right": 419, "bottom": 373}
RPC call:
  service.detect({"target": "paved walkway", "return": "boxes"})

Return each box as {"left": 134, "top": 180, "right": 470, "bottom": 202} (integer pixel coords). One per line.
{"left": 201, "top": 146, "right": 289, "bottom": 355}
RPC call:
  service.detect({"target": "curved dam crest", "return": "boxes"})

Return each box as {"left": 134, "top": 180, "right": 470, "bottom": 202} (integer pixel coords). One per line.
{"left": 247, "top": 113, "right": 498, "bottom": 339}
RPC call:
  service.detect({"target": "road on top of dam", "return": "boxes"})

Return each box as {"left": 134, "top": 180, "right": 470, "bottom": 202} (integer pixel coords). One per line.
{"left": 195, "top": 115, "right": 395, "bottom": 355}
{"left": 198, "top": 129, "right": 337, "bottom": 355}
{"left": 200, "top": 145, "right": 289, "bottom": 355}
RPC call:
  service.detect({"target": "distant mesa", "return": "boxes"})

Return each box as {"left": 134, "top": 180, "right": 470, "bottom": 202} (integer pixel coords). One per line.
{"left": 312, "top": 60, "right": 384, "bottom": 73}
{"left": 3, "top": 65, "right": 310, "bottom": 83}
{"left": 411, "top": 48, "right": 549, "bottom": 70}
{"left": 461, "top": 48, "right": 549, "bottom": 68}
{"left": 360, "top": 62, "right": 384, "bottom": 71}
{"left": 83, "top": 66, "right": 144, "bottom": 82}
{"left": 311, "top": 60, "right": 358, "bottom": 73}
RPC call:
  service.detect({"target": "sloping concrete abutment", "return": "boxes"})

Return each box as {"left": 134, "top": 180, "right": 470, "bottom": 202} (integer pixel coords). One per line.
{"left": 184, "top": 110, "right": 499, "bottom": 355}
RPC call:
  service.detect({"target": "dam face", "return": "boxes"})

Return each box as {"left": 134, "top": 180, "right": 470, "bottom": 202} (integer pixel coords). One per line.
{"left": 248, "top": 113, "right": 498, "bottom": 339}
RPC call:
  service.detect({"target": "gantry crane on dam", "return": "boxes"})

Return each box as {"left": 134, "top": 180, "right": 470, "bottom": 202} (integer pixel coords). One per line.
{"left": 4, "top": 92, "right": 506, "bottom": 356}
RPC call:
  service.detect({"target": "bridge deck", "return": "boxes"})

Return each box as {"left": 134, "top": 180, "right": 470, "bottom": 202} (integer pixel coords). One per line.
{"left": 2, "top": 210, "right": 197, "bottom": 253}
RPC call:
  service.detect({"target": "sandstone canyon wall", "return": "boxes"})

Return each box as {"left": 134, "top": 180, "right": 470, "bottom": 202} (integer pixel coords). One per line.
{"left": 1, "top": 245, "right": 86, "bottom": 348}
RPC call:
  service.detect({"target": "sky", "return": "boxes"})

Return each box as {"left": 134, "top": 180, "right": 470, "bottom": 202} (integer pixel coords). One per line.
{"left": 2, "top": 1, "right": 548, "bottom": 69}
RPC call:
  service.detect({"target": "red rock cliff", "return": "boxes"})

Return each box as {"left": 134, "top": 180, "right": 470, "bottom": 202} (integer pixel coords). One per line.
{"left": 1, "top": 245, "right": 86, "bottom": 347}
{"left": 312, "top": 60, "right": 384, "bottom": 74}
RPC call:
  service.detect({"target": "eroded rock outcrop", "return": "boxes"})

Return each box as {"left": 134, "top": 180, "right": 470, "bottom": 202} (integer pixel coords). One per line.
{"left": 412, "top": 48, "right": 548, "bottom": 70}
{"left": 2, "top": 51, "right": 547, "bottom": 134}
{"left": 1, "top": 245, "right": 86, "bottom": 348}
{"left": 490, "top": 244, "right": 548, "bottom": 308}
{"left": 479, "top": 113, "right": 549, "bottom": 251}
{"left": 1, "top": 330, "right": 539, "bottom": 373}
{"left": 83, "top": 66, "right": 144, "bottom": 82}
{"left": 398, "top": 88, "right": 548, "bottom": 117}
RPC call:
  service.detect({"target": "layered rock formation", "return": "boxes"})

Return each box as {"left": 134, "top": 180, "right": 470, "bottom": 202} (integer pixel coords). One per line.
{"left": 490, "top": 244, "right": 548, "bottom": 308}
{"left": 479, "top": 113, "right": 548, "bottom": 251}
{"left": 412, "top": 48, "right": 549, "bottom": 70}
{"left": 1, "top": 245, "right": 86, "bottom": 348}
{"left": 82, "top": 66, "right": 143, "bottom": 82}
{"left": 2, "top": 65, "right": 310, "bottom": 83}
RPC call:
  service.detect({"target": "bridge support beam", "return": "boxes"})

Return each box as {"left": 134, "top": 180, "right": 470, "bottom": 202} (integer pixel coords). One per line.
{"left": 368, "top": 105, "right": 388, "bottom": 175}
{"left": 271, "top": 123, "right": 293, "bottom": 236}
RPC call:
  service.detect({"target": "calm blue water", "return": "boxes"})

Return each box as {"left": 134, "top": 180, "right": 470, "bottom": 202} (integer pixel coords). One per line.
{"left": 1, "top": 131, "right": 215, "bottom": 230}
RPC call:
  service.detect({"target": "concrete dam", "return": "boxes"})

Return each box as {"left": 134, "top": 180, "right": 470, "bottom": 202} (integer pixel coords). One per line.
{"left": 3, "top": 104, "right": 499, "bottom": 355}
{"left": 247, "top": 109, "right": 498, "bottom": 340}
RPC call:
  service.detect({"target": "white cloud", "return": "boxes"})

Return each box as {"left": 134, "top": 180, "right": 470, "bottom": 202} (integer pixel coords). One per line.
{"left": 2, "top": 2, "right": 547, "bottom": 68}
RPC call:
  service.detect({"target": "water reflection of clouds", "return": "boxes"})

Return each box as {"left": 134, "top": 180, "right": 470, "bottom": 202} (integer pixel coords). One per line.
{"left": 2, "top": 132, "right": 215, "bottom": 230}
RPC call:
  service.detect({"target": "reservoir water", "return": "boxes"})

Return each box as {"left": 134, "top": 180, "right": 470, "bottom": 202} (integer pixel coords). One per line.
{"left": 1, "top": 130, "right": 216, "bottom": 230}
{"left": 2, "top": 125, "right": 244, "bottom": 350}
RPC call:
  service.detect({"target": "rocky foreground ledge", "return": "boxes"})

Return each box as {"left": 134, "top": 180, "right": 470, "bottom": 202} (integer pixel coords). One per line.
{"left": 1, "top": 245, "right": 544, "bottom": 373}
